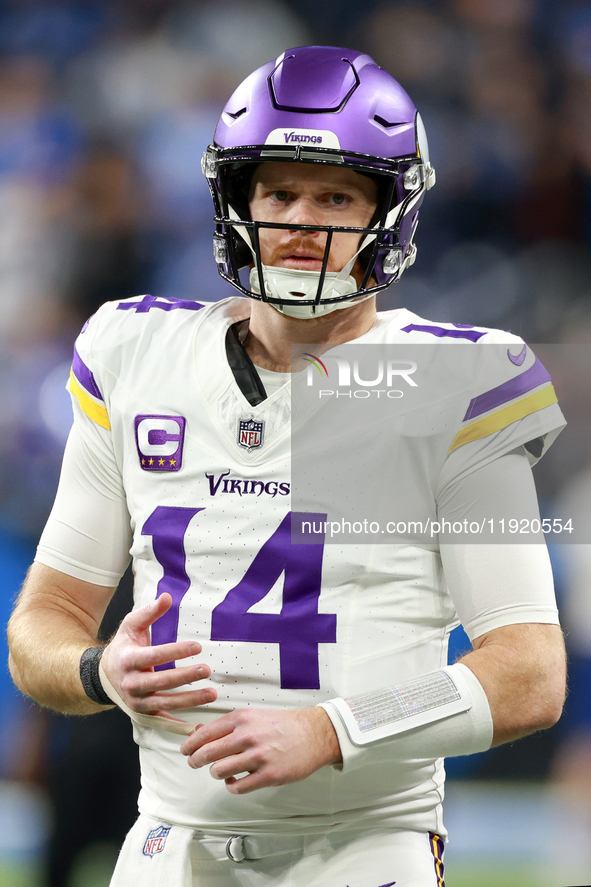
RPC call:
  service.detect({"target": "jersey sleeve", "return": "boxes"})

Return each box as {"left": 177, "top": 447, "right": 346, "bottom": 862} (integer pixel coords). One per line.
{"left": 433, "top": 341, "right": 563, "bottom": 636}
{"left": 436, "top": 341, "right": 565, "bottom": 499}
{"left": 35, "top": 313, "right": 132, "bottom": 586}
{"left": 438, "top": 450, "right": 560, "bottom": 640}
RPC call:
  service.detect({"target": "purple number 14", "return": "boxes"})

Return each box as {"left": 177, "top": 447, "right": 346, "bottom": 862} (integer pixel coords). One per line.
{"left": 142, "top": 507, "right": 336, "bottom": 689}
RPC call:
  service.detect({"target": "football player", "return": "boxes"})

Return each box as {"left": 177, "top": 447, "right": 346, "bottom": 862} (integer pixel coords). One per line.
{"left": 8, "top": 47, "right": 566, "bottom": 887}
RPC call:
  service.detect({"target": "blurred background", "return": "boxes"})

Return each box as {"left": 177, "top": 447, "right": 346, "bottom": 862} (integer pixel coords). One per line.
{"left": 0, "top": 0, "right": 590, "bottom": 884}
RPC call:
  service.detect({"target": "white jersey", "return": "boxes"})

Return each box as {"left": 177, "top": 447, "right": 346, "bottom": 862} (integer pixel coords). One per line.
{"left": 36, "top": 295, "right": 564, "bottom": 837}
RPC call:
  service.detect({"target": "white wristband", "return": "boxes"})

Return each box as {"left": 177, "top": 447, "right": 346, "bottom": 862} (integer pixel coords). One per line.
{"left": 319, "top": 663, "right": 493, "bottom": 772}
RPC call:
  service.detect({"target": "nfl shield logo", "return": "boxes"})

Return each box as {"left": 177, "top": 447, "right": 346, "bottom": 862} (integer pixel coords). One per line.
{"left": 142, "top": 825, "right": 171, "bottom": 858}
{"left": 238, "top": 418, "right": 264, "bottom": 450}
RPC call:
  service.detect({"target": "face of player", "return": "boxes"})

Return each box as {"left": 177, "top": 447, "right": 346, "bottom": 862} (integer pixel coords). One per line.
{"left": 248, "top": 162, "right": 378, "bottom": 283}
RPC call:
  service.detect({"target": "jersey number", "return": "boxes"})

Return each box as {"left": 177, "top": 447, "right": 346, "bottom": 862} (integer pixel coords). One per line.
{"left": 142, "top": 507, "right": 336, "bottom": 689}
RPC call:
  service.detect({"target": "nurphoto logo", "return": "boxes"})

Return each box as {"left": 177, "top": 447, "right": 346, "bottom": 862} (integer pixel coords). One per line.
{"left": 304, "top": 354, "right": 418, "bottom": 399}
{"left": 302, "top": 353, "right": 329, "bottom": 377}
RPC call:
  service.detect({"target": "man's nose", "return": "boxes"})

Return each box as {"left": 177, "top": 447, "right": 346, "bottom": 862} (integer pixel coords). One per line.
{"left": 285, "top": 198, "right": 322, "bottom": 234}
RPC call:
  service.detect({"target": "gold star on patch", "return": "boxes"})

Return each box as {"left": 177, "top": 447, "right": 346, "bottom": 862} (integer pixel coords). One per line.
{"left": 148, "top": 458, "right": 154, "bottom": 465}
{"left": 169, "top": 458, "right": 176, "bottom": 466}
{"left": 141, "top": 458, "right": 145, "bottom": 465}
{"left": 158, "top": 458, "right": 165, "bottom": 466}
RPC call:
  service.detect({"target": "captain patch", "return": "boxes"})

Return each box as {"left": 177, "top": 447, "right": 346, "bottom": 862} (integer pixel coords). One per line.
{"left": 135, "top": 415, "right": 186, "bottom": 471}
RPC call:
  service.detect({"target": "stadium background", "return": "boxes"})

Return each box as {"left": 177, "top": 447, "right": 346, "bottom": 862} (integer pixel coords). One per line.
{"left": 0, "top": 0, "right": 590, "bottom": 884}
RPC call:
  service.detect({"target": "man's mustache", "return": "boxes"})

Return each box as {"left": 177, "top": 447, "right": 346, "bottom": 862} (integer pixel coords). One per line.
{"left": 272, "top": 236, "right": 327, "bottom": 263}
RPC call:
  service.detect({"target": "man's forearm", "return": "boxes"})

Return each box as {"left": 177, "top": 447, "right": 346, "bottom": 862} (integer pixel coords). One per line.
{"left": 8, "top": 563, "right": 115, "bottom": 715}
{"left": 9, "top": 564, "right": 217, "bottom": 723}
{"left": 460, "top": 622, "right": 566, "bottom": 746}
{"left": 315, "top": 622, "right": 565, "bottom": 778}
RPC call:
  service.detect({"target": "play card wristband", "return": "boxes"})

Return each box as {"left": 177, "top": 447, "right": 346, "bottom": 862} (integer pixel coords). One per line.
{"left": 319, "top": 663, "right": 493, "bottom": 771}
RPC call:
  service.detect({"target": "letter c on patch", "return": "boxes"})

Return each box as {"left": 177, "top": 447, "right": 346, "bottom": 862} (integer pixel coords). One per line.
{"left": 135, "top": 414, "right": 186, "bottom": 472}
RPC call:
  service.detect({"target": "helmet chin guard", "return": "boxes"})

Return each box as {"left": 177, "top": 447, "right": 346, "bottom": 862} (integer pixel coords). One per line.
{"left": 204, "top": 46, "right": 435, "bottom": 317}
{"left": 249, "top": 265, "right": 368, "bottom": 319}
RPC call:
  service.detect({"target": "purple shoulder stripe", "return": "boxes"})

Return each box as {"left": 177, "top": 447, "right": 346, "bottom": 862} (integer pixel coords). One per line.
{"left": 463, "top": 356, "right": 551, "bottom": 421}
{"left": 401, "top": 323, "right": 486, "bottom": 342}
{"left": 72, "top": 347, "right": 104, "bottom": 401}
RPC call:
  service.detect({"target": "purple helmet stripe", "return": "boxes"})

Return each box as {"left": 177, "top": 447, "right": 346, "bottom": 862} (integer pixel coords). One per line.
{"left": 463, "top": 356, "right": 551, "bottom": 422}
{"left": 72, "top": 347, "right": 104, "bottom": 402}
{"left": 401, "top": 324, "right": 487, "bottom": 342}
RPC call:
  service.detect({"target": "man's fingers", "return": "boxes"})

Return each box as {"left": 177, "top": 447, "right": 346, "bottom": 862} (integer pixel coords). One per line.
{"left": 130, "top": 640, "right": 203, "bottom": 670}
{"left": 101, "top": 597, "right": 219, "bottom": 719}
{"left": 224, "top": 772, "right": 268, "bottom": 794}
{"left": 186, "top": 735, "right": 240, "bottom": 769}
{"left": 180, "top": 715, "right": 236, "bottom": 757}
{"left": 179, "top": 708, "right": 333, "bottom": 793}
{"left": 182, "top": 728, "right": 241, "bottom": 765}
{"left": 123, "top": 663, "right": 210, "bottom": 697}
{"left": 209, "top": 753, "right": 253, "bottom": 781}
{"left": 124, "top": 594, "right": 173, "bottom": 633}
{"left": 136, "top": 687, "right": 217, "bottom": 714}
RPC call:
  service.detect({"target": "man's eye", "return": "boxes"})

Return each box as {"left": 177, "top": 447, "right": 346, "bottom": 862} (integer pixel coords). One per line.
{"left": 330, "top": 194, "right": 348, "bottom": 205}
{"left": 273, "top": 190, "right": 289, "bottom": 201}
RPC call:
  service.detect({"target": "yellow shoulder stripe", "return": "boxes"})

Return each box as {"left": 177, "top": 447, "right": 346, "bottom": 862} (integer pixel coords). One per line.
{"left": 448, "top": 385, "right": 557, "bottom": 453}
{"left": 69, "top": 369, "right": 111, "bottom": 430}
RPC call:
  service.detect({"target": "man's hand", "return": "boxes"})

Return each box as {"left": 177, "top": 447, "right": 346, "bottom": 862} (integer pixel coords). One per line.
{"left": 180, "top": 706, "right": 342, "bottom": 793}
{"left": 101, "top": 593, "right": 216, "bottom": 720}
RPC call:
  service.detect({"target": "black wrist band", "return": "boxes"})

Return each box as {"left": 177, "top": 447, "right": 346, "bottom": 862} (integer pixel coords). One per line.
{"left": 80, "top": 647, "right": 112, "bottom": 706}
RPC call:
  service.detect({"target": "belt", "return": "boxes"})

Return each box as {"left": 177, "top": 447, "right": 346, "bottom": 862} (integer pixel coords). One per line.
{"left": 225, "top": 833, "right": 321, "bottom": 863}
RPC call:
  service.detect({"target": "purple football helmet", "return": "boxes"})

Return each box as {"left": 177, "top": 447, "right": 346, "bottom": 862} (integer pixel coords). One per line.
{"left": 202, "top": 45, "right": 435, "bottom": 316}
